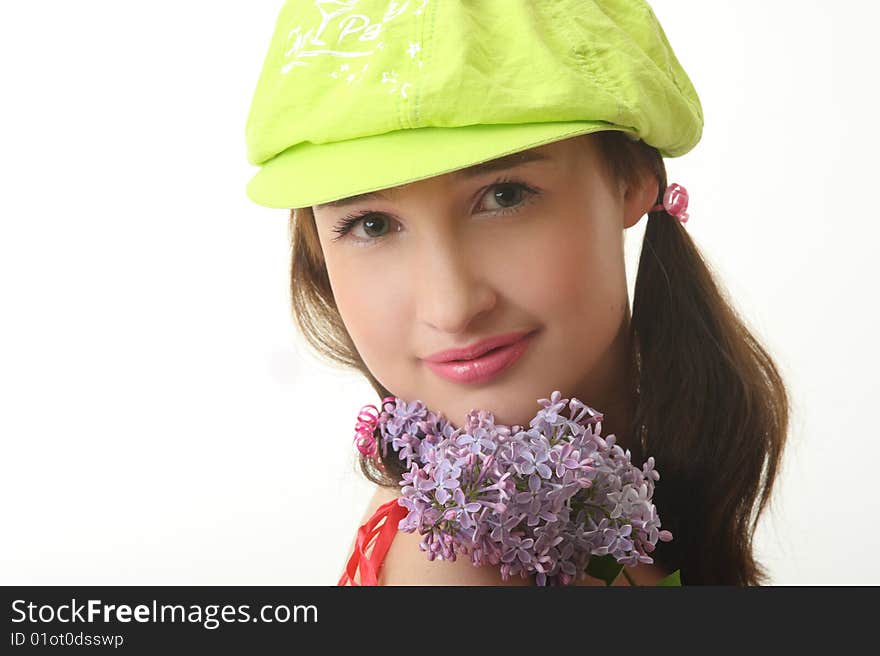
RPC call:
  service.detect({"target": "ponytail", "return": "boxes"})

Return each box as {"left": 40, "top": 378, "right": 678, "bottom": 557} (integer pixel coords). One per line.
{"left": 625, "top": 139, "right": 790, "bottom": 584}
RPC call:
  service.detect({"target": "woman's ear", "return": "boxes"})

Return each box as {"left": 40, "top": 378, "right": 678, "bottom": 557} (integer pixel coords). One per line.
{"left": 622, "top": 173, "right": 660, "bottom": 229}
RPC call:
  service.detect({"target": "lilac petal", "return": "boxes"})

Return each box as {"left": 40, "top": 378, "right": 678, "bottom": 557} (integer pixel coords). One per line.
{"left": 529, "top": 473, "right": 541, "bottom": 493}
{"left": 416, "top": 478, "right": 436, "bottom": 492}
{"left": 453, "top": 487, "right": 466, "bottom": 506}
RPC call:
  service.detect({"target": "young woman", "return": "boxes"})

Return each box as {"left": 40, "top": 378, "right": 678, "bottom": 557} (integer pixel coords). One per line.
{"left": 244, "top": 0, "right": 790, "bottom": 586}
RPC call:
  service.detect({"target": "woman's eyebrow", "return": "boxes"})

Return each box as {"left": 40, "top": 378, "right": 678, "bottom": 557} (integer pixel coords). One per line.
{"left": 314, "top": 149, "right": 551, "bottom": 210}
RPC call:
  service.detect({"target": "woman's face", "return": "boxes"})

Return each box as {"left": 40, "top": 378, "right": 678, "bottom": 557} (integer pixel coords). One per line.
{"left": 311, "top": 134, "right": 656, "bottom": 429}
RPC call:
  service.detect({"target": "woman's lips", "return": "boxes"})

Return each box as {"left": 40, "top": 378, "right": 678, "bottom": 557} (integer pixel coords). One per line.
{"left": 424, "top": 331, "right": 536, "bottom": 384}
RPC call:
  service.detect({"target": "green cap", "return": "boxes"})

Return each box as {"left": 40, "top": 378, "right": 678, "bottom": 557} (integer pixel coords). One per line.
{"left": 244, "top": 0, "right": 703, "bottom": 209}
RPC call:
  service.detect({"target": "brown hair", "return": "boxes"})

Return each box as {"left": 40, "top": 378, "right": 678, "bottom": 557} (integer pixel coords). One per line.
{"left": 287, "top": 130, "right": 790, "bottom": 585}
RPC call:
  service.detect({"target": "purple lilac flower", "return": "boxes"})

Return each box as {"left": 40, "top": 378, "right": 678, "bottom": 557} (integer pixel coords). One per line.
{"left": 375, "top": 390, "right": 674, "bottom": 586}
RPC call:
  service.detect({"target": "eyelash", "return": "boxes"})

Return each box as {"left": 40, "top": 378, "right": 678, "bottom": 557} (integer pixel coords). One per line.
{"left": 329, "top": 176, "right": 542, "bottom": 245}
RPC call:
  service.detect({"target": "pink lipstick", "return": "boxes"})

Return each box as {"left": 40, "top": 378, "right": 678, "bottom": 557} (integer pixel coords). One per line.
{"left": 423, "top": 330, "right": 537, "bottom": 384}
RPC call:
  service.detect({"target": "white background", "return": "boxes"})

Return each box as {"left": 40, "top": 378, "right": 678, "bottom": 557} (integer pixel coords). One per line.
{"left": 1, "top": 1, "right": 877, "bottom": 585}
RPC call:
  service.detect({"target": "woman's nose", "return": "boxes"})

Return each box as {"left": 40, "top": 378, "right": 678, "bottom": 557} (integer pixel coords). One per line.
{"left": 411, "top": 232, "right": 497, "bottom": 335}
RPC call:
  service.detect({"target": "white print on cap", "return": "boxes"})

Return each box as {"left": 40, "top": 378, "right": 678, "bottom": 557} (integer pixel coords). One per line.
{"left": 280, "top": 0, "right": 429, "bottom": 98}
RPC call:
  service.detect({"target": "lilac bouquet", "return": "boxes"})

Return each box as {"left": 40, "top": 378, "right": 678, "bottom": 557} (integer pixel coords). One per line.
{"left": 372, "top": 390, "right": 677, "bottom": 586}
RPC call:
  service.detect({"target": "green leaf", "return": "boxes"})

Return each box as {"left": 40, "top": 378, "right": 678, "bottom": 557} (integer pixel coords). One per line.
{"left": 585, "top": 554, "right": 624, "bottom": 586}
{"left": 655, "top": 569, "right": 682, "bottom": 586}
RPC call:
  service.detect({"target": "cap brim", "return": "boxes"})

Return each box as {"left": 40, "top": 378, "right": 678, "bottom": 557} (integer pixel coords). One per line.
{"left": 246, "top": 121, "right": 637, "bottom": 209}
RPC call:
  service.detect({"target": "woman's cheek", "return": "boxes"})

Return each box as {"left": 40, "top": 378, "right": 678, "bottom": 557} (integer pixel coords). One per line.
{"left": 329, "top": 258, "right": 412, "bottom": 375}
{"left": 518, "top": 215, "right": 598, "bottom": 303}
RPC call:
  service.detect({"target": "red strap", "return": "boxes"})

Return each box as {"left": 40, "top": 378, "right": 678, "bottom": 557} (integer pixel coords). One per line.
{"left": 338, "top": 498, "right": 408, "bottom": 586}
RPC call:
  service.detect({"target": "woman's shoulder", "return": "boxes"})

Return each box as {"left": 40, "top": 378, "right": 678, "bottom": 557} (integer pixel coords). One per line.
{"left": 339, "top": 485, "right": 399, "bottom": 580}
{"left": 359, "top": 485, "right": 534, "bottom": 586}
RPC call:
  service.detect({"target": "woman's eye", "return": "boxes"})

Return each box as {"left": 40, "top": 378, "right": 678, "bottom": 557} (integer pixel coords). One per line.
{"left": 479, "top": 182, "right": 530, "bottom": 213}
{"left": 361, "top": 214, "right": 388, "bottom": 238}
{"left": 329, "top": 179, "right": 539, "bottom": 245}
{"left": 330, "top": 212, "right": 394, "bottom": 243}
